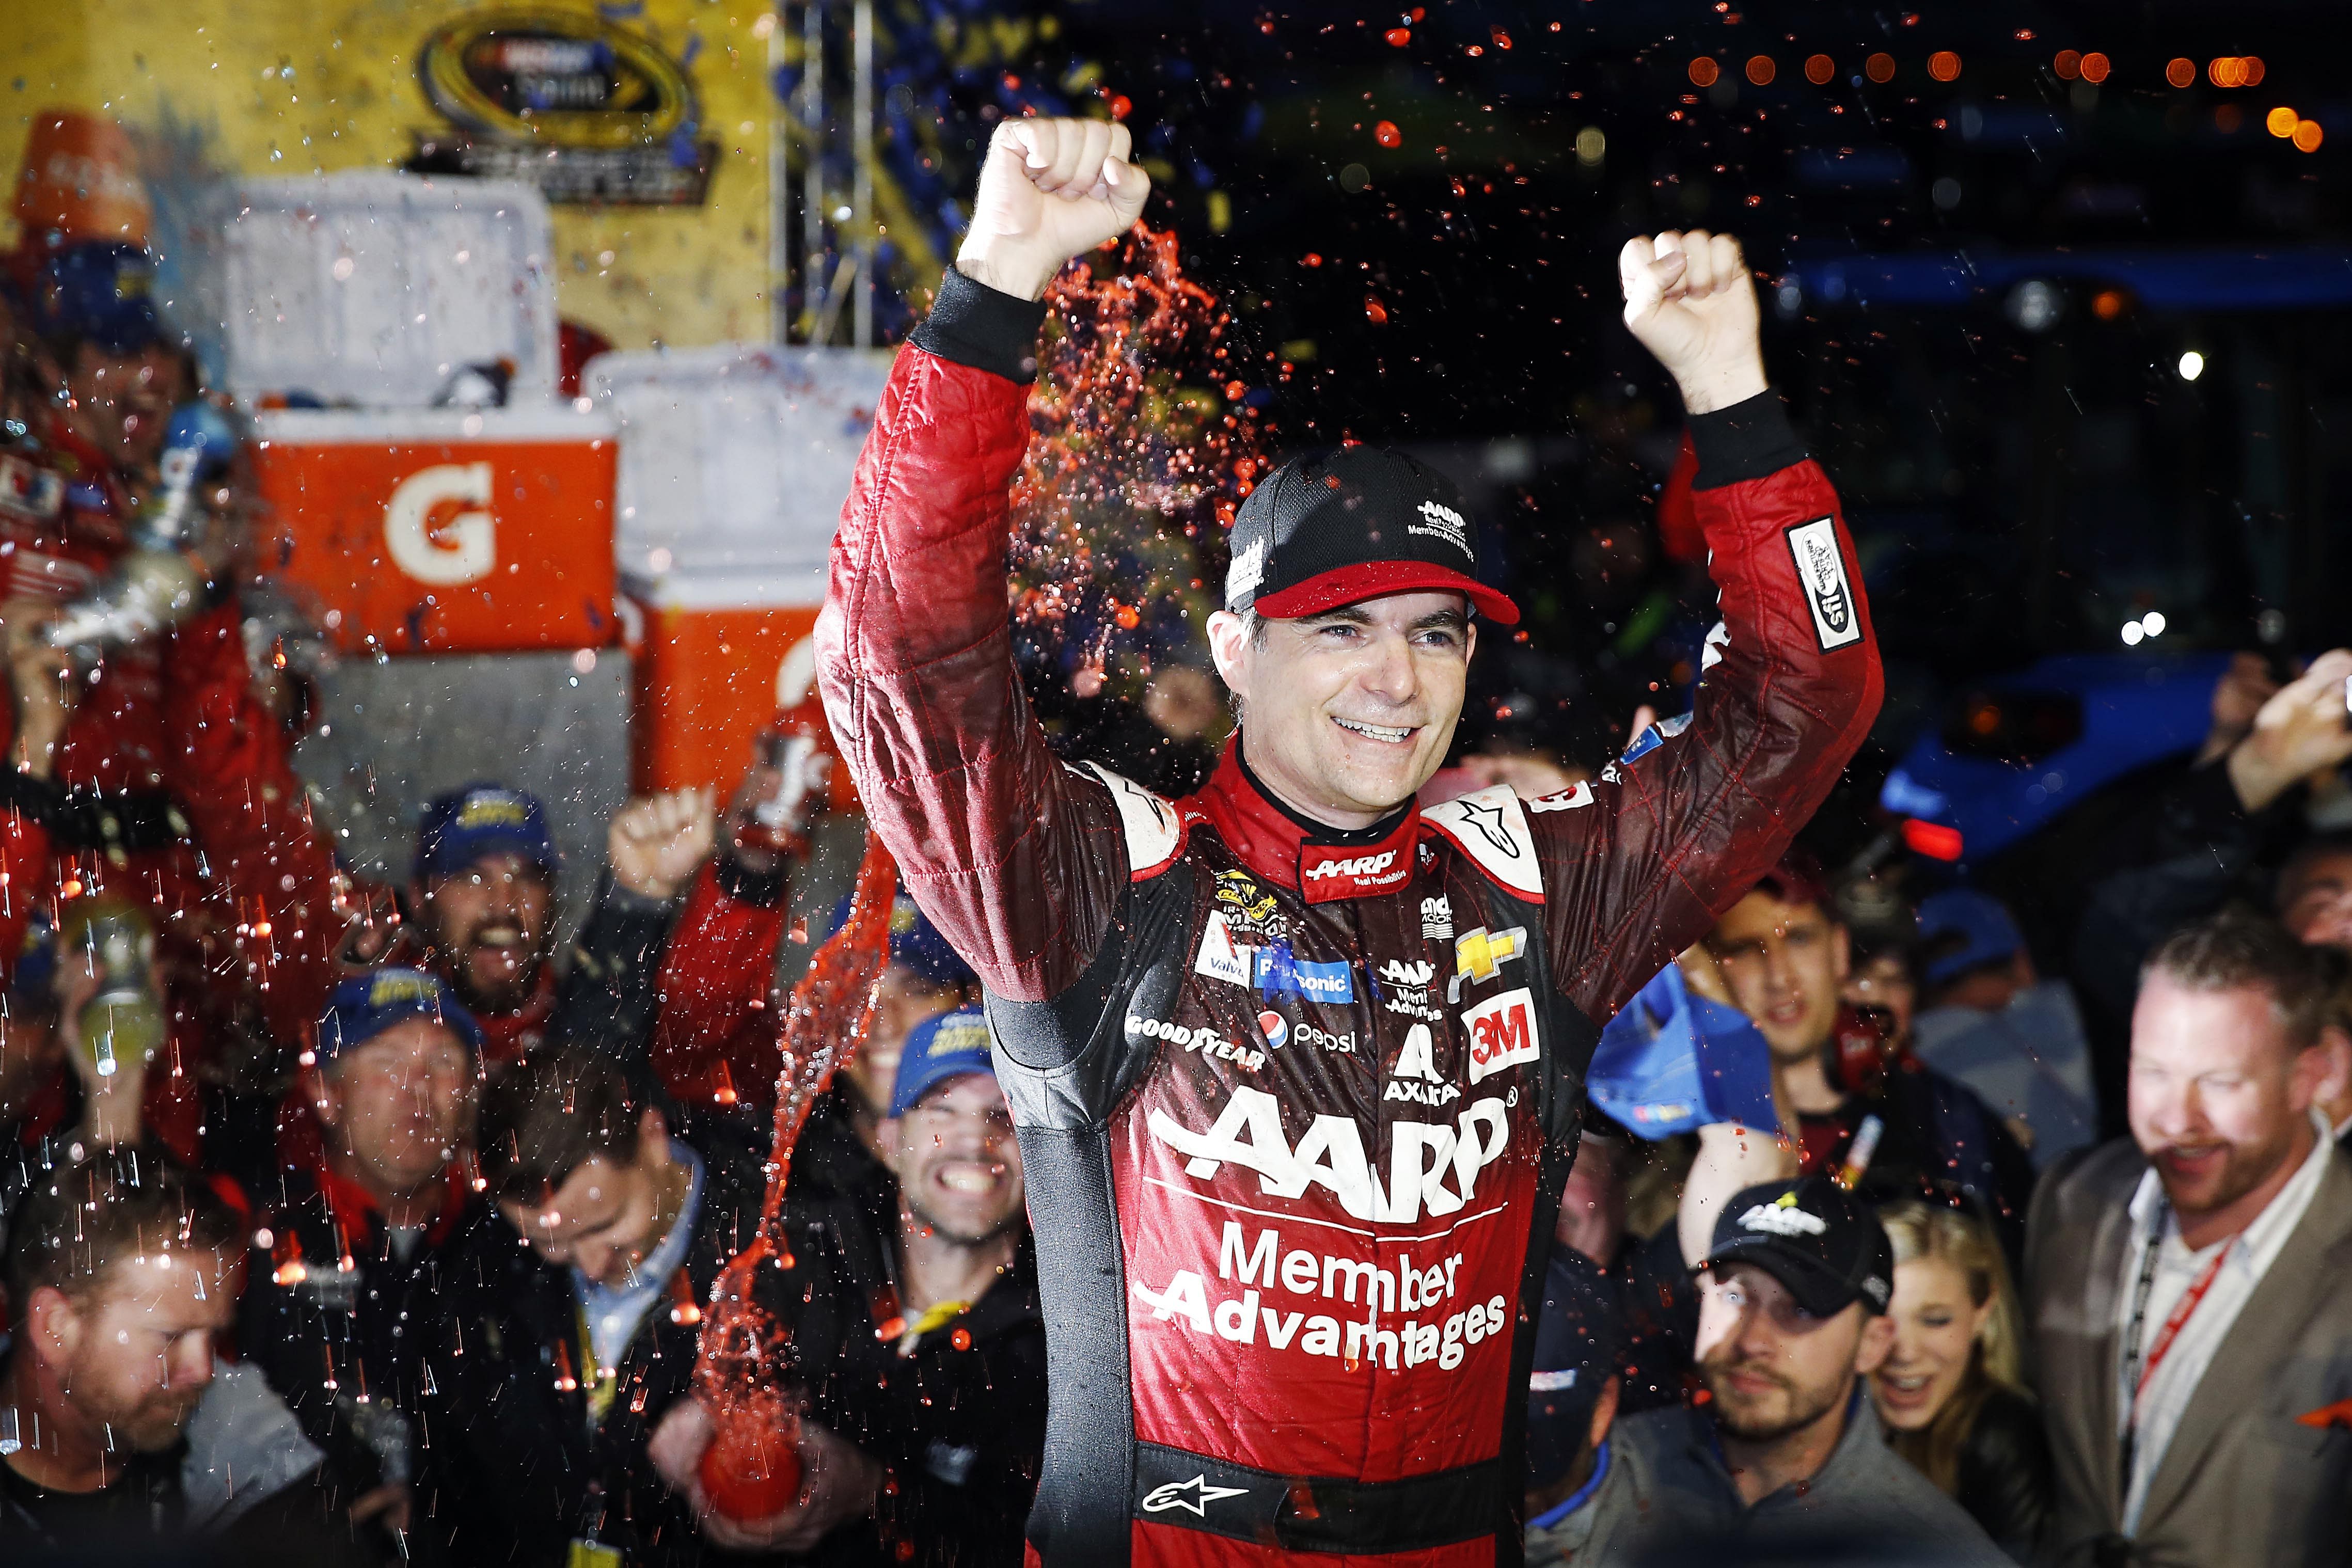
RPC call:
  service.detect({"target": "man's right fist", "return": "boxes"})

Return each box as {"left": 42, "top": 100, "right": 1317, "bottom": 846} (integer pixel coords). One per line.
{"left": 956, "top": 116, "right": 1150, "bottom": 302}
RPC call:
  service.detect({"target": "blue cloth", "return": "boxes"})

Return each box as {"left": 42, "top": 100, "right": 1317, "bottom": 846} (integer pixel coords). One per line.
{"left": 1587, "top": 964, "right": 1776, "bottom": 1138}
{"left": 1917, "top": 889, "right": 2026, "bottom": 986}
{"left": 317, "top": 968, "right": 482, "bottom": 1062}
{"left": 574, "top": 1140, "right": 704, "bottom": 1372}
{"left": 889, "top": 1009, "right": 996, "bottom": 1117}
{"left": 413, "top": 782, "right": 560, "bottom": 884}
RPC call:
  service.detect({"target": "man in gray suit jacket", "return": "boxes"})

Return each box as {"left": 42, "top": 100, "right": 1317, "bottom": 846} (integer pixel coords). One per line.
{"left": 2028, "top": 911, "right": 2352, "bottom": 1567}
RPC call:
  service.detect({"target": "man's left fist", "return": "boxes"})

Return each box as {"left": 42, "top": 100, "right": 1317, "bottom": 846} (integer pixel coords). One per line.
{"left": 1619, "top": 229, "right": 1769, "bottom": 415}
{"left": 956, "top": 115, "right": 1151, "bottom": 302}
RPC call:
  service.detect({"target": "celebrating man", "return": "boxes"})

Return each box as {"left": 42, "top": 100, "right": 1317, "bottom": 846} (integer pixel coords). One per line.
{"left": 814, "top": 114, "right": 1881, "bottom": 1565}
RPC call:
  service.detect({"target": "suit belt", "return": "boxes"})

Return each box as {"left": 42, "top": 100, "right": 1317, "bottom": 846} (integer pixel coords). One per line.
{"left": 1131, "top": 1439, "right": 1499, "bottom": 1554}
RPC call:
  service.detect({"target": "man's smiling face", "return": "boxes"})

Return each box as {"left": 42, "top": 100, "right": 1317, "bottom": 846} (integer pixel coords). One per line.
{"left": 1208, "top": 591, "right": 1474, "bottom": 830}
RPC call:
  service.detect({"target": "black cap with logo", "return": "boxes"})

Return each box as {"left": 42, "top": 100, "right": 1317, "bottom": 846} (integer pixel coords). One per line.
{"left": 1699, "top": 1175, "right": 1895, "bottom": 1318}
{"left": 1223, "top": 446, "right": 1519, "bottom": 624}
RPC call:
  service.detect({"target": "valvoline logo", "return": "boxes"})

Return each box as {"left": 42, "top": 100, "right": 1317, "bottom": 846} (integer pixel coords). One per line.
{"left": 1257, "top": 1010, "right": 1289, "bottom": 1049}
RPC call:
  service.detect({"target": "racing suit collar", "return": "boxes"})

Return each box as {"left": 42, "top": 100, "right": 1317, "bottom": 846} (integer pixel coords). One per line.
{"left": 1194, "top": 732, "right": 1422, "bottom": 902}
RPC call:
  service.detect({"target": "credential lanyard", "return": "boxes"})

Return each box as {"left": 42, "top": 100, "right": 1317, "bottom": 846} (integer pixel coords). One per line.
{"left": 2117, "top": 1200, "right": 2231, "bottom": 1490}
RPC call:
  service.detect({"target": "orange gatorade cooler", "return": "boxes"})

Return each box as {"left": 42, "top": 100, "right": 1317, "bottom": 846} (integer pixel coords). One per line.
{"left": 249, "top": 406, "right": 618, "bottom": 655}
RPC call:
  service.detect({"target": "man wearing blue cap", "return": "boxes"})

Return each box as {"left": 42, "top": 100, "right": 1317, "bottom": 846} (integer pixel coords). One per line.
{"left": 30, "top": 241, "right": 186, "bottom": 495}
{"left": 230, "top": 967, "right": 484, "bottom": 1551}
{"left": 1912, "top": 888, "right": 2097, "bottom": 1171}
{"left": 649, "top": 1010, "right": 1047, "bottom": 1565}
{"left": 410, "top": 781, "right": 565, "bottom": 1060}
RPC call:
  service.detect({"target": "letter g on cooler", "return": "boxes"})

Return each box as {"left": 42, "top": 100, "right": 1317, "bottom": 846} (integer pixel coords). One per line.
{"left": 385, "top": 462, "right": 497, "bottom": 585}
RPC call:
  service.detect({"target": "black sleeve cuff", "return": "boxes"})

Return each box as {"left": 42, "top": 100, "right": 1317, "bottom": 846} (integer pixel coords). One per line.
{"left": 713, "top": 851, "right": 789, "bottom": 908}
{"left": 0, "top": 767, "right": 65, "bottom": 830}
{"left": 1686, "top": 390, "right": 1807, "bottom": 488}
{"left": 908, "top": 267, "right": 1048, "bottom": 384}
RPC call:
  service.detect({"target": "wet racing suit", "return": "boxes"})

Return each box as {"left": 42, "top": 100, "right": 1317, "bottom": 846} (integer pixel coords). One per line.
{"left": 816, "top": 268, "right": 1883, "bottom": 1567}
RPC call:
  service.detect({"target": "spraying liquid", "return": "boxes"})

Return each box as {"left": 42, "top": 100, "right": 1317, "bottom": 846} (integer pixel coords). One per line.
{"left": 692, "top": 834, "right": 898, "bottom": 1521}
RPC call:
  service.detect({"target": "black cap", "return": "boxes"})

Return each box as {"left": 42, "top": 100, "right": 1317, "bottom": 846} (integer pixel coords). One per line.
{"left": 1224, "top": 446, "right": 1519, "bottom": 624}
{"left": 1526, "top": 1245, "right": 1627, "bottom": 1491}
{"left": 1699, "top": 1176, "right": 1895, "bottom": 1318}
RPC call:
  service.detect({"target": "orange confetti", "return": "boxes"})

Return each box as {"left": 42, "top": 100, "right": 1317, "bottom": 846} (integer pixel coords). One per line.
{"left": 1374, "top": 120, "right": 1401, "bottom": 148}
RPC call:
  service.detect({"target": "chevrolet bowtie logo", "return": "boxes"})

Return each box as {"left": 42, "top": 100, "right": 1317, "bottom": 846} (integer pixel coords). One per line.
{"left": 1141, "top": 1474, "right": 1250, "bottom": 1516}
{"left": 1449, "top": 925, "right": 1528, "bottom": 1001}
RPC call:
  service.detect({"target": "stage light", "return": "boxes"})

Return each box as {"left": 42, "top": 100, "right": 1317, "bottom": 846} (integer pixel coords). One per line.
{"left": 2177, "top": 351, "right": 2206, "bottom": 381}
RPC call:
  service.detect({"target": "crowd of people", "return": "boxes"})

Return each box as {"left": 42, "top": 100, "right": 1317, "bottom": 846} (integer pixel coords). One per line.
{"left": 2, "top": 116, "right": 2351, "bottom": 1568}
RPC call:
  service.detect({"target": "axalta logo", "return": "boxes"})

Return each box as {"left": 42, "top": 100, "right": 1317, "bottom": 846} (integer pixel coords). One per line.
{"left": 1304, "top": 850, "right": 1398, "bottom": 882}
{"left": 1380, "top": 958, "right": 1436, "bottom": 987}
{"left": 1448, "top": 925, "right": 1528, "bottom": 1002}
{"left": 1141, "top": 1475, "right": 1248, "bottom": 1516}
{"left": 1738, "top": 1192, "right": 1827, "bottom": 1237}
{"left": 1128, "top": 1015, "right": 1265, "bottom": 1073}
{"left": 1147, "top": 1085, "right": 1508, "bottom": 1224}
{"left": 1386, "top": 1022, "right": 1459, "bottom": 1106}
{"left": 1464, "top": 989, "right": 1539, "bottom": 1084}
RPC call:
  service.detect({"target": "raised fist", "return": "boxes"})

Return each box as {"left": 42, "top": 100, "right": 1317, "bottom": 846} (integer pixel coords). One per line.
{"left": 1619, "top": 230, "right": 1769, "bottom": 415}
{"left": 608, "top": 787, "right": 718, "bottom": 902}
{"left": 956, "top": 115, "right": 1151, "bottom": 302}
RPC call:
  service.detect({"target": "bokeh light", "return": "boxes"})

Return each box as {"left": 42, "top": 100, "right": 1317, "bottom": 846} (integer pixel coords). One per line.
{"left": 2053, "top": 51, "right": 2081, "bottom": 82}
{"left": 1804, "top": 53, "right": 1836, "bottom": 85}
{"left": 1865, "top": 53, "right": 1896, "bottom": 83}
{"left": 2080, "top": 52, "right": 2111, "bottom": 83}
{"left": 1928, "top": 52, "right": 1962, "bottom": 83}
{"left": 1688, "top": 57, "right": 1720, "bottom": 87}
{"left": 1746, "top": 55, "right": 1775, "bottom": 86}
{"left": 2177, "top": 351, "right": 2206, "bottom": 382}
{"left": 2267, "top": 106, "right": 2301, "bottom": 138}
{"left": 2165, "top": 58, "right": 2197, "bottom": 88}
{"left": 2294, "top": 119, "right": 2325, "bottom": 153}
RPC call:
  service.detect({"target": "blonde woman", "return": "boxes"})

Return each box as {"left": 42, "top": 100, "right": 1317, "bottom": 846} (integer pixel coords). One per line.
{"left": 1870, "top": 1199, "right": 2049, "bottom": 1563}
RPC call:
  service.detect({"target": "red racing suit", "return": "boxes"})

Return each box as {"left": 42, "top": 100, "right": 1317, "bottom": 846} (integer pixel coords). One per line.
{"left": 816, "top": 270, "right": 1882, "bottom": 1567}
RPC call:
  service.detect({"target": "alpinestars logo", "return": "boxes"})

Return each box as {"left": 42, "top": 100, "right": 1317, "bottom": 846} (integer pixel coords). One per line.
{"left": 1142, "top": 1475, "right": 1249, "bottom": 1516}
{"left": 1411, "top": 499, "right": 1473, "bottom": 559}
{"left": 1785, "top": 517, "right": 1861, "bottom": 651}
{"left": 1422, "top": 896, "right": 1454, "bottom": 939}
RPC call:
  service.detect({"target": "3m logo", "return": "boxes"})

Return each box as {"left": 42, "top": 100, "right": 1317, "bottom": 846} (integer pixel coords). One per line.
{"left": 1305, "top": 850, "right": 1397, "bottom": 882}
{"left": 1463, "top": 989, "right": 1539, "bottom": 1083}
{"left": 1380, "top": 958, "right": 1436, "bottom": 987}
{"left": 1785, "top": 517, "right": 1861, "bottom": 652}
{"left": 385, "top": 462, "right": 496, "bottom": 585}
